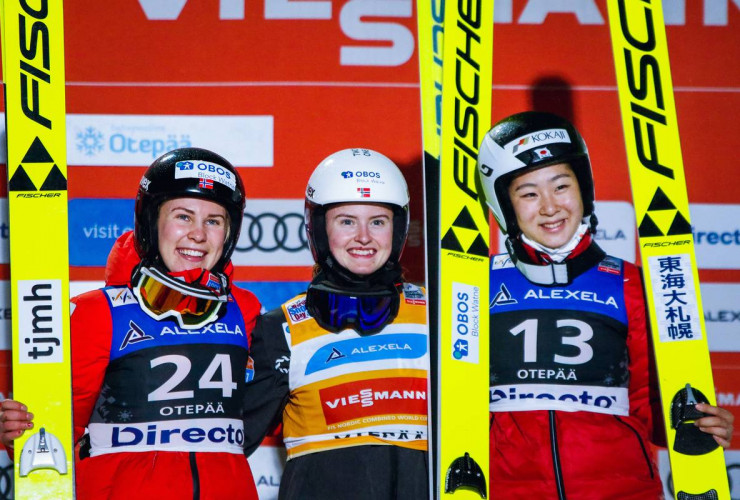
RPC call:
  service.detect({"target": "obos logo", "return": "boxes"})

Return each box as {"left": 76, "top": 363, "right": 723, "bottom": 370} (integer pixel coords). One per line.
{"left": 176, "top": 161, "right": 195, "bottom": 170}
{"left": 451, "top": 282, "right": 480, "bottom": 363}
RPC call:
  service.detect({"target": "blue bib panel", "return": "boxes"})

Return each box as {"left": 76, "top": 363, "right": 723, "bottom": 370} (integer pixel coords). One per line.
{"left": 489, "top": 255, "right": 631, "bottom": 416}
{"left": 86, "top": 286, "right": 251, "bottom": 456}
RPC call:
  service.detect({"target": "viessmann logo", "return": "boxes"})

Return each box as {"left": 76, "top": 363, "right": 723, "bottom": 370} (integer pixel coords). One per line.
{"left": 319, "top": 377, "right": 427, "bottom": 425}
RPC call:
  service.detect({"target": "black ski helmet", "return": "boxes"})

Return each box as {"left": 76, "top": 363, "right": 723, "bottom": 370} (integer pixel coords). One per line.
{"left": 134, "top": 147, "right": 245, "bottom": 272}
{"left": 477, "top": 111, "right": 596, "bottom": 237}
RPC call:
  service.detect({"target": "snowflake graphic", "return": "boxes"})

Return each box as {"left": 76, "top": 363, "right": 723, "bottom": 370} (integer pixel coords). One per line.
{"left": 76, "top": 127, "right": 104, "bottom": 156}
{"left": 118, "top": 410, "right": 133, "bottom": 422}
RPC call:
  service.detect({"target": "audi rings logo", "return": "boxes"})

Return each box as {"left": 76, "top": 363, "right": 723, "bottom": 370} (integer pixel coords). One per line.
{"left": 236, "top": 211, "right": 308, "bottom": 253}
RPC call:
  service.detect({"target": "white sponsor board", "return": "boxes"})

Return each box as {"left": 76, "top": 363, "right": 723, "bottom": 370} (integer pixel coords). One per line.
{"left": 691, "top": 203, "right": 740, "bottom": 270}
{"left": 497, "top": 201, "right": 636, "bottom": 263}
{"left": 232, "top": 199, "right": 314, "bottom": 266}
{"left": 702, "top": 283, "right": 740, "bottom": 352}
{"left": 50, "top": 114, "right": 273, "bottom": 167}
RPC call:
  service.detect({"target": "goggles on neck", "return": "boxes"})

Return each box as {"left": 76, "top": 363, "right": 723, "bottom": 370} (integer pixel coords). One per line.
{"left": 132, "top": 266, "right": 228, "bottom": 329}
{"left": 305, "top": 280, "right": 400, "bottom": 335}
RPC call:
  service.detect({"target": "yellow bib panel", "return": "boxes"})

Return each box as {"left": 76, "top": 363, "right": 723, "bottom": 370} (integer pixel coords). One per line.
{"left": 281, "top": 283, "right": 429, "bottom": 459}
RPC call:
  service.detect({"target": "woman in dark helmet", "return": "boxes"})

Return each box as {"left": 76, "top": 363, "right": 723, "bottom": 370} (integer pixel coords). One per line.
{"left": 0, "top": 148, "right": 273, "bottom": 499}
{"left": 477, "top": 111, "right": 733, "bottom": 499}
{"left": 244, "top": 148, "right": 429, "bottom": 500}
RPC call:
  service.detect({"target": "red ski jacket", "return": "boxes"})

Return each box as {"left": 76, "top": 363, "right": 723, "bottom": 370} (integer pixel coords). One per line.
{"left": 489, "top": 238, "right": 664, "bottom": 499}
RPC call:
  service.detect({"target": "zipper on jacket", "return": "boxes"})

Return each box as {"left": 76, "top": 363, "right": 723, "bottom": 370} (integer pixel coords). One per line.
{"left": 549, "top": 411, "right": 567, "bottom": 500}
{"left": 614, "top": 416, "right": 655, "bottom": 479}
{"left": 189, "top": 452, "right": 201, "bottom": 500}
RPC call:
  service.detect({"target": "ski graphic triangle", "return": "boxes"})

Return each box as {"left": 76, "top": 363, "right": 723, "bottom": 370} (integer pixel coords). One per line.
{"left": 638, "top": 213, "right": 664, "bottom": 237}
{"left": 452, "top": 207, "right": 478, "bottom": 230}
{"left": 8, "top": 166, "right": 37, "bottom": 191}
{"left": 22, "top": 137, "right": 55, "bottom": 163}
{"left": 667, "top": 211, "right": 692, "bottom": 235}
{"left": 441, "top": 228, "right": 465, "bottom": 252}
{"left": 467, "top": 234, "right": 489, "bottom": 257}
{"left": 647, "top": 187, "right": 676, "bottom": 211}
{"left": 40, "top": 165, "right": 68, "bottom": 191}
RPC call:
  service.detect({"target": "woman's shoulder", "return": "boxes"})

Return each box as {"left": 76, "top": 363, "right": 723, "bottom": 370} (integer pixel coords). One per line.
{"left": 230, "top": 283, "right": 260, "bottom": 305}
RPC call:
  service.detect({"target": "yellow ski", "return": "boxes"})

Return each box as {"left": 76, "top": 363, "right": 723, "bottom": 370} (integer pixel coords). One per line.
{"left": 1, "top": 0, "right": 74, "bottom": 497}
{"left": 606, "top": 1, "right": 729, "bottom": 498}
{"left": 419, "top": 0, "right": 494, "bottom": 497}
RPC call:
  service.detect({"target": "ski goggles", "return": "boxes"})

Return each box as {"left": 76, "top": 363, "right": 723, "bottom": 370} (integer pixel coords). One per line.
{"left": 133, "top": 266, "right": 228, "bottom": 329}
{"left": 305, "top": 282, "right": 400, "bottom": 335}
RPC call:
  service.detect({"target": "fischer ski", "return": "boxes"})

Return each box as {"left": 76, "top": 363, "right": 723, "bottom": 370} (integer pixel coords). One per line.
{"left": 606, "top": 1, "right": 729, "bottom": 499}
{"left": 1, "top": 0, "right": 75, "bottom": 497}
{"left": 419, "top": 0, "right": 494, "bottom": 497}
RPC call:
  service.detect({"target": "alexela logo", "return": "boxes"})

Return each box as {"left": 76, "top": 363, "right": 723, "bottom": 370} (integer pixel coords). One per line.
{"left": 18, "top": 280, "right": 64, "bottom": 364}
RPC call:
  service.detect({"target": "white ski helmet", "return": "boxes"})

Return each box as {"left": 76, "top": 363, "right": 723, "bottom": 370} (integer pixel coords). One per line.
{"left": 477, "top": 111, "right": 596, "bottom": 236}
{"left": 305, "top": 148, "right": 410, "bottom": 273}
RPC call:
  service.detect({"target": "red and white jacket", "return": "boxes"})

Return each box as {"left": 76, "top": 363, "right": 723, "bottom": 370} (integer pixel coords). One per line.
{"left": 488, "top": 235, "right": 663, "bottom": 499}
{"left": 72, "top": 231, "right": 262, "bottom": 500}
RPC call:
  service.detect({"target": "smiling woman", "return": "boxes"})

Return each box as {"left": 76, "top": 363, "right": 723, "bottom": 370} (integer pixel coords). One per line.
{"left": 0, "top": 148, "right": 281, "bottom": 500}
{"left": 156, "top": 197, "right": 229, "bottom": 272}
{"left": 476, "top": 111, "right": 734, "bottom": 499}
{"left": 325, "top": 203, "right": 394, "bottom": 276}
{"left": 243, "top": 148, "right": 430, "bottom": 500}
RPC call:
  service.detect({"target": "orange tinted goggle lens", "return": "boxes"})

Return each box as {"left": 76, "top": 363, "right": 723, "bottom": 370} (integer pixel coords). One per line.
{"left": 138, "top": 275, "right": 220, "bottom": 325}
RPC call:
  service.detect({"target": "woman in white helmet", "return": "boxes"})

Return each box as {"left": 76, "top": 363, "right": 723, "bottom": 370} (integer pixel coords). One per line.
{"left": 245, "top": 148, "right": 429, "bottom": 499}
{"left": 477, "top": 111, "right": 733, "bottom": 499}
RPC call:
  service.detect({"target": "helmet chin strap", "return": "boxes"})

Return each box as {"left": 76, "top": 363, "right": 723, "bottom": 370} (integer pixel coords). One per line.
{"left": 520, "top": 222, "right": 590, "bottom": 263}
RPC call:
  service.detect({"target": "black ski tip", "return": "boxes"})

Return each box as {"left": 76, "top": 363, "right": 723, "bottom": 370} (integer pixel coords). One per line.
{"left": 445, "top": 452, "right": 487, "bottom": 499}
{"left": 677, "top": 489, "right": 719, "bottom": 500}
